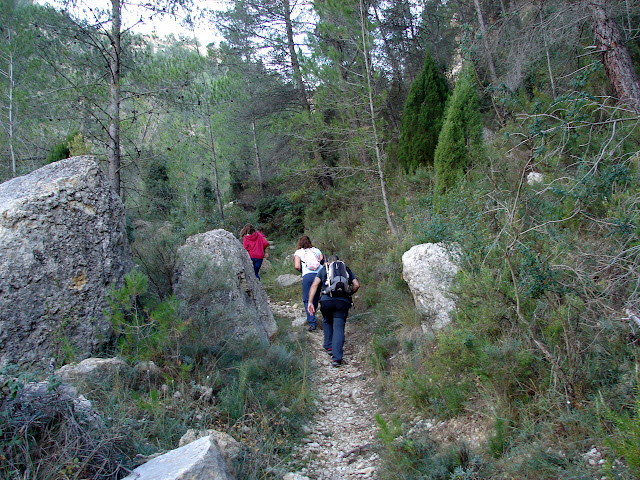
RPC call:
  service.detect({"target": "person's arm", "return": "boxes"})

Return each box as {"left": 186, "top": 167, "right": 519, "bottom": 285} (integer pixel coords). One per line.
{"left": 294, "top": 255, "right": 302, "bottom": 272}
{"left": 351, "top": 278, "right": 360, "bottom": 294}
{"left": 307, "top": 277, "right": 322, "bottom": 315}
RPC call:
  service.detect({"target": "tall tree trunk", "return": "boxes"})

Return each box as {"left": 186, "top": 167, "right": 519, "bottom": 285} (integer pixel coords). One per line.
{"left": 284, "top": 0, "right": 333, "bottom": 188}
{"left": 587, "top": 0, "right": 640, "bottom": 114}
{"left": 107, "top": 0, "right": 122, "bottom": 196}
{"left": 372, "top": 4, "right": 402, "bottom": 132}
{"left": 8, "top": 46, "right": 16, "bottom": 176}
{"left": 206, "top": 113, "right": 225, "bottom": 223}
{"left": 251, "top": 116, "right": 264, "bottom": 191}
{"left": 359, "top": 0, "right": 398, "bottom": 236}
{"left": 544, "top": 30, "right": 557, "bottom": 99}
{"left": 283, "top": 0, "right": 309, "bottom": 111}
{"left": 472, "top": 0, "right": 498, "bottom": 84}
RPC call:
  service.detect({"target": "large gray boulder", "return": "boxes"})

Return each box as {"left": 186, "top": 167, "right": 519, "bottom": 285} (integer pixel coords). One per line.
{"left": 121, "top": 435, "right": 235, "bottom": 480}
{"left": 402, "top": 243, "right": 460, "bottom": 331}
{"left": 0, "top": 156, "right": 133, "bottom": 367}
{"left": 173, "top": 229, "right": 277, "bottom": 344}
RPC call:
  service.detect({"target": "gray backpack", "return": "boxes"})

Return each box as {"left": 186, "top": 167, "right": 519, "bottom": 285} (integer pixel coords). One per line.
{"left": 322, "top": 261, "right": 351, "bottom": 297}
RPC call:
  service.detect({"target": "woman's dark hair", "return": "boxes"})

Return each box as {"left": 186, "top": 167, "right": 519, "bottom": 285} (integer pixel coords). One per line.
{"left": 240, "top": 223, "right": 255, "bottom": 237}
{"left": 297, "top": 235, "right": 312, "bottom": 249}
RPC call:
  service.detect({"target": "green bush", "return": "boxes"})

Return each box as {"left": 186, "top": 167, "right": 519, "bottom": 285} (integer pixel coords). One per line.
{"left": 106, "top": 270, "right": 185, "bottom": 362}
{"left": 398, "top": 52, "right": 450, "bottom": 172}
{"left": 256, "top": 195, "right": 304, "bottom": 237}
{"left": 433, "top": 65, "right": 483, "bottom": 195}
{"left": 45, "top": 131, "right": 77, "bottom": 164}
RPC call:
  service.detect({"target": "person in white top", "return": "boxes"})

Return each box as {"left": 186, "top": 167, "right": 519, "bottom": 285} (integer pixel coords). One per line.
{"left": 294, "top": 235, "right": 325, "bottom": 331}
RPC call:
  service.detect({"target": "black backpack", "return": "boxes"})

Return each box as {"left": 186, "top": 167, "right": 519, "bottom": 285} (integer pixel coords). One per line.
{"left": 322, "top": 261, "right": 351, "bottom": 297}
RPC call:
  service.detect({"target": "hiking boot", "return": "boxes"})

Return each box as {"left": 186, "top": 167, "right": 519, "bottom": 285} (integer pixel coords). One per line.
{"left": 331, "top": 360, "right": 341, "bottom": 368}
{"left": 308, "top": 325, "right": 317, "bottom": 332}
{"left": 326, "top": 348, "right": 332, "bottom": 356}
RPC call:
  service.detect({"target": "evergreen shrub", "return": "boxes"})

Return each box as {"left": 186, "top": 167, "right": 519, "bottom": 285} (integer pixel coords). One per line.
{"left": 45, "top": 131, "right": 77, "bottom": 164}
{"left": 398, "top": 53, "right": 449, "bottom": 172}
{"left": 256, "top": 194, "right": 304, "bottom": 237}
{"left": 129, "top": 222, "right": 184, "bottom": 300}
{"left": 433, "top": 65, "right": 483, "bottom": 194}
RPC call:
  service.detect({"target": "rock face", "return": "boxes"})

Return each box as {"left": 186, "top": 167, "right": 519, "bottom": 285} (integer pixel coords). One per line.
{"left": 402, "top": 243, "right": 460, "bottom": 330}
{"left": 276, "top": 273, "right": 302, "bottom": 287}
{"left": 173, "top": 229, "right": 277, "bottom": 344}
{"left": 121, "top": 435, "right": 235, "bottom": 480}
{"left": 0, "top": 156, "right": 133, "bottom": 367}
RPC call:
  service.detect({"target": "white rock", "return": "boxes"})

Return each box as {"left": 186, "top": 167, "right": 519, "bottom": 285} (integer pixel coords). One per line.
{"left": 277, "top": 274, "right": 302, "bottom": 287}
{"left": 402, "top": 243, "right": 460, "bottom": 330}
{"left": 527, "top": 171, "right": 544, "bottom": 185}
{"left": 292, "top": 317, "right": 307, "bottom": 327}
{"left": 56, "top": 357, "right": 128, "bottom": 383}
{"left": 178, "top": 430, "right": 242, "bottom": 474}
{"left": 283, "top": 474, "right": 310, "bottom": 480}
{"left": 121, "top": 436, "right": 234, "bottom": 480}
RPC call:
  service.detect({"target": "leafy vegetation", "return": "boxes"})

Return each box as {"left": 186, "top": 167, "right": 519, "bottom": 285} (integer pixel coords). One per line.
{"left": 1, "top": 0, "right": 640, "bottom": 478}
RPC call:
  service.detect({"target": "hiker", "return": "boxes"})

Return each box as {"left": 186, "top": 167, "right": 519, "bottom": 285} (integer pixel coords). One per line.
{"left": 307, "top": 255, "right": 360, "bottom": 367}
{"left": 256, "top": 225, "right": 269, "bottom": 259}
{"left": 294, "top": 235, "right": 324, "bottom": 331}
{"left": 241, "top": 223, "right": 269, "bottom": 279}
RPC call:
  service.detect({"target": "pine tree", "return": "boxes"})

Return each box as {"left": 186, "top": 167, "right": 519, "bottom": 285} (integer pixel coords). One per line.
{"left": 398, "top": 52, "right": 449, "bottom": 172}
{"left": 433, "top": 65, "right": 482, "bottom": 194}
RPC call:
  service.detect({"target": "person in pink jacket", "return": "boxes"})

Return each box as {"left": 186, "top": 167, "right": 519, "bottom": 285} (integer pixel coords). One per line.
{"left": 240, "top": 223, "right": 269, "bottom": 280}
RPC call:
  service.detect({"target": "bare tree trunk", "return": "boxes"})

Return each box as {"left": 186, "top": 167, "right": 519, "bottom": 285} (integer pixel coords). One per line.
{"left": 0, "top": 22, "right": 17, "bottom": 176}
{"left": 206, "top": 114, "right": 225, "bottom": 223}
{"left": 544, "top": 30, "right": 557, "bottom": 99}
{"left": 283, "top": 0, "right": 309, "bottom": 111}
{"left": 472, "top": 0, "right": 498, "bottom": 84}
{"left": 251, "top": 116, "right": 264, "bottom": 191}
{"left": 359, "top": 0, "right": 398, "bottom": 236}
{"left": 107, "top": 0, "right": 122, "bottom": 196}
{"left": 284, "top": 0, "right": 333, "bottom": 189}
{"left": 587, "top": 0, "right": 640, "bottom": 114}
{"left": 8, "top": 48, "right": 16, "bottom": 176}
{"left": 372, "top": 4, "right": 402, "bottom": 132}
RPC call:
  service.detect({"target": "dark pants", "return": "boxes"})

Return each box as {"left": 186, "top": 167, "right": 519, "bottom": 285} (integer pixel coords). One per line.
{"left": 302, "top": 272, "right": 320, "bottom": 327}
{"left": 251, "top": 258, "right": 263, "bottom": 279}
{"left": 320, "top": 298, "right": 351, "bottom": 362}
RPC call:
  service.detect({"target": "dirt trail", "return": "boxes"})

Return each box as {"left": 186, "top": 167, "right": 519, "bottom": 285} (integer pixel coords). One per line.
{"left": 270, "top": 301, "right": 381, "bottom": 480}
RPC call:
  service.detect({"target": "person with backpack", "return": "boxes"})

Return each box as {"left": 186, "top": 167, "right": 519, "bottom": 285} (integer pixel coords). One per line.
{"left": 240, "top": 223, "right": 269, "bottom": 280}
{"left": 294, "top": 235, "right": 325, "bottom": 331}
{"left": 307, "top": 255, "right": 360, "bottom": 367}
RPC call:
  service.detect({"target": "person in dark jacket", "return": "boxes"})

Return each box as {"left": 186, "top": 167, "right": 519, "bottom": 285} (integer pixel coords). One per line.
{"left": 307, "top": 255, "right": 360, "bottom": 367}
{"left": 240, "top": 223, "right": 269, "bottom": 279}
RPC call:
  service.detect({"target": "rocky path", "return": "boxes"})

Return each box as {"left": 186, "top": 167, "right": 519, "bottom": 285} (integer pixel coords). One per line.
{"left": 270, "top": 301, "right": 382, "bottom": 480}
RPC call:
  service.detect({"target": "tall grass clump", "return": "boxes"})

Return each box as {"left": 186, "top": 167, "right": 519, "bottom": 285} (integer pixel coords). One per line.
{"left": 0, "top": 367, "right": 128, "bottom": 480}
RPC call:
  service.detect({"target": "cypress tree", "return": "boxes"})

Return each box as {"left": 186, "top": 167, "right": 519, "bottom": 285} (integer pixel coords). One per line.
{"left": 398, "top": 52, "right": 449, "bottom": 172}
{"left": 434, "top": 65, "right": 482, "bottom": 194}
